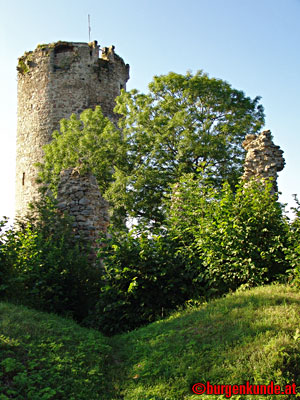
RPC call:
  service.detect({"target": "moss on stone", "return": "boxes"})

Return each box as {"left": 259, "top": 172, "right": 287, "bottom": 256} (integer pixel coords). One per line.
{"left": 17, "top": 58, "right": 30, "bottom": 74}
{"left": 37, "top": 43, "right": 48, "bottom": 51}
{"left": 17, "top": 51, "right": 34, "bottom": 74}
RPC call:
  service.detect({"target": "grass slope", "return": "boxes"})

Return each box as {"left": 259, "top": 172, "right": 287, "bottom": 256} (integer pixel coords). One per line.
{"left": 109, "top": 284, "right": 300, "bottom": 400}
{"left": 1, "top": 285, "right": 300, "bottom": 399}
{"left": 0, "top": 303, "right": 113, "bottom": 400}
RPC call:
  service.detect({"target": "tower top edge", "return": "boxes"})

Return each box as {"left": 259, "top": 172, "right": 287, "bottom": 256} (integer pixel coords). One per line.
{"left": 18, "top": 40, "right": 99, "bottom": 57}
{"left": 17, "top": 40, "right": 129, "bottom": 75}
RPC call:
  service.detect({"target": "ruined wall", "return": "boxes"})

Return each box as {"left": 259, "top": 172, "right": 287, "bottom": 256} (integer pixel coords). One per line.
{"left": 16, "top": 41, "right": 129, "bottom": 218}
{"left": 242, "top": 130, "right": 285, "bottom": 193}
{"left": 56, "top": 168, "right": 109, "bottom": 256}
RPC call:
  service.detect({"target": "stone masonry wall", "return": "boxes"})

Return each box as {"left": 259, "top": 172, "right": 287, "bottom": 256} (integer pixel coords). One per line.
{"left": 56, "top": 168, "right": 109, "bottom": 256}
{"left": 16, "top": 41, "right": 129, "bottom": 218}
{"left": 242, "top": 130, "right": 285, "bottom": 193}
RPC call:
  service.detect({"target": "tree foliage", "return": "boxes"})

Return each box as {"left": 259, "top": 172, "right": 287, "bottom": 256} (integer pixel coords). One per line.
{"left": 112, "top": 71, "right": 265, "bottom": 224}
{"left": 86, "top": 230, "right": 204, "bottom": 335}
{"left": 37, "top": 106, "right": 125, "bottom": 197}
{"left": 38, "top": 71, "right": 265, "bottom": 226}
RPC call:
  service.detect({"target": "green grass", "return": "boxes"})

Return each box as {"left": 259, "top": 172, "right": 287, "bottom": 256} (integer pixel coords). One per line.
{"left": 1, "top": 285, "right": 300, "bottom": 399}
{"left": 0, "top": 303, "right": 113, "bottom": 399}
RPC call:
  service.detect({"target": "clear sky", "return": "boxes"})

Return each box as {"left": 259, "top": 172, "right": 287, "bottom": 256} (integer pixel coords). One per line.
{"left": 1, "top": 0, "right": 300, "bottom": 221}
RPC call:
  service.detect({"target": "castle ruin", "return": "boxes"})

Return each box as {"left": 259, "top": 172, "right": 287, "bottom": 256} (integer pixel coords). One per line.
{"left": 15, "top": 41, "right": 285, "bottom": 248}
{"left": 15, "top": 41, "right": 129, "bottom": 239}
{"left": 242, "top": 130, "right": 285, "bottom": 193}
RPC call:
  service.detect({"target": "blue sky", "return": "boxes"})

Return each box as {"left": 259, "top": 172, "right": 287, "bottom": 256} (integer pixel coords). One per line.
{"left": 1, "top": 0, "right": 300, "bottom": 220}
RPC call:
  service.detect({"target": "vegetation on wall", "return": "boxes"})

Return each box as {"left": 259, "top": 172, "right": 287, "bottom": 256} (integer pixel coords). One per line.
{"left": 17, "top": 58, "right": 30, "bottom": 74}
{"left": 17, "top": 52, "right": 34, "bottom": 75}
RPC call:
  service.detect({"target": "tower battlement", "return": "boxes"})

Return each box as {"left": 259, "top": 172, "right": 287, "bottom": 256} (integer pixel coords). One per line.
{"left": 15, "top": 41, "right": 129, "bottom": 218}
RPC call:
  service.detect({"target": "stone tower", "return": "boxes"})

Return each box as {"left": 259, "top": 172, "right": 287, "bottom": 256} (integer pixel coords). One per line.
{"left": 15, "top": 41, "right": 129, "bottom": 218}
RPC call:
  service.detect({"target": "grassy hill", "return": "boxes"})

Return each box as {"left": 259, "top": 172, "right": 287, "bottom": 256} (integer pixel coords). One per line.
{"left": 1, "top": 284, "right": 300, "bottom": 399}
{"left": 0, "top": 302, "right": 113, "bottom": 399}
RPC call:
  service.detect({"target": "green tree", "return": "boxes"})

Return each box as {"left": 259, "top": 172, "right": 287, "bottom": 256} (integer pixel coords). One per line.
{"left": 112, "top": 71, "right": 264, "bottom": 225}
{"left": 37, "top": 106, "right": 126, "bottom": 197}
{"left": 38, "top": 71, "right": 264, "bottom": 227}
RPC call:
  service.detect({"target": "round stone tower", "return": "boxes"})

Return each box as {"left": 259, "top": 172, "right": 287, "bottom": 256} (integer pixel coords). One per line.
{"left": 15, "top": 41, "right": 130, "bottom": 218}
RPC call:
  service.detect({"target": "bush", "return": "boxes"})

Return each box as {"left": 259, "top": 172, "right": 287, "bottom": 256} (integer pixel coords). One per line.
{"left": 0, "top": 197, "right": 102, "bottom": 321}
{"left": 85, "top": 230, "right": 205, "bottom": 335}
{"left": 285, "top": 195, "right": 300, "bottom": 286}
{"left": 1, "top": 177, "right": 292, "bottom": 336}
{"left": 0, "top": 217, "right": 12, "bottom": 298}
{"left": 168, "top": 175, "right": 290, "bottom": 294}
{"left": 85, "top": 177, "right": 291, "bottom": 335}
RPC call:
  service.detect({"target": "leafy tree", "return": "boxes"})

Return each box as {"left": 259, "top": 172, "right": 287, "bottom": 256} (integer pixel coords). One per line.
{"left": 37, "top": 106, "right": 125, "bottom": 197}
{"left": 38, "top": 72, "right": 264, "bottom": 227}
{"left": 112, "top": 71, "right": 265, "bottom": 224}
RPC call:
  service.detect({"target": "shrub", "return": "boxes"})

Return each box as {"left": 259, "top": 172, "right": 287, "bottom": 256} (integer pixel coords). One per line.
{"left": 0, "top": 197, "right": 102, "bottom": 321}
{"left": 85, "top": 230, "right": 205, "bottom": 335}
{"left": 86, "top": 177, "right": 291, "bottom": 335}
{"left": 168, "top": 175, "right": 290, "bottom": 294}
{"left": 0, "top": 217, "right": 12, "bottom": 298}
{"left": 285, "top": 195, "right": 300, "bottom": 286}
